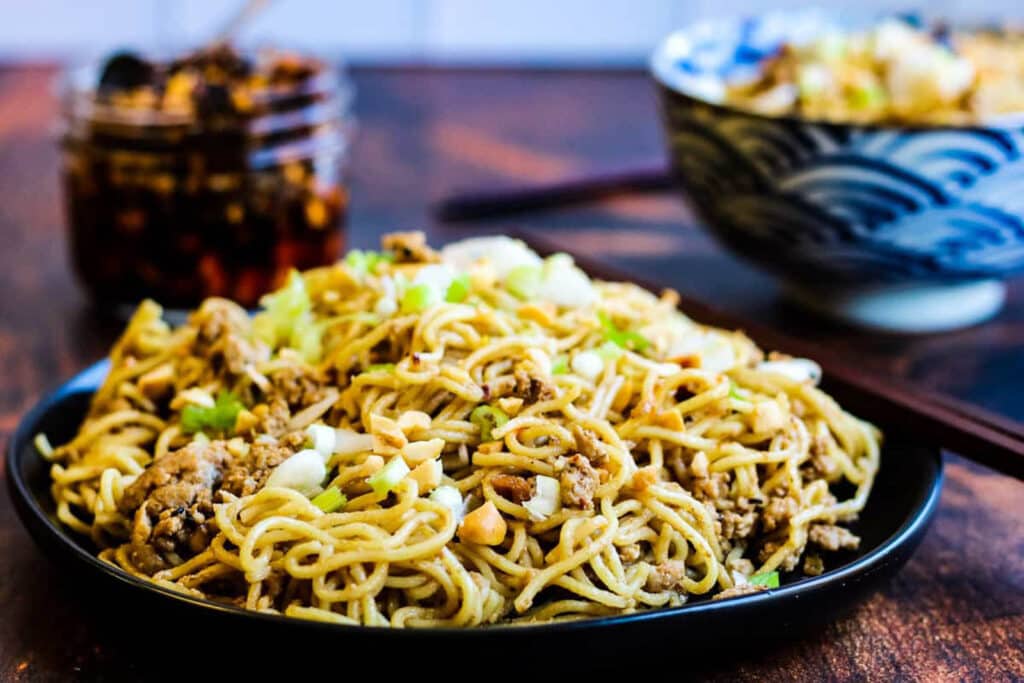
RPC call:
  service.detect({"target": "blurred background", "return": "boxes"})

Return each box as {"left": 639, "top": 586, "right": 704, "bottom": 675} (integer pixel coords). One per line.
{"left": 0, "top": 0, "right": 1007, "bottom": 65}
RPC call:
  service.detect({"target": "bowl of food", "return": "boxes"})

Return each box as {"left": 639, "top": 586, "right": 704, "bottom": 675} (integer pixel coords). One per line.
{"left": 8, "top": 233, "right": 941, "bottom": 663}
{"left": 651, "top": 10, "right": 1024, "bottom": 332}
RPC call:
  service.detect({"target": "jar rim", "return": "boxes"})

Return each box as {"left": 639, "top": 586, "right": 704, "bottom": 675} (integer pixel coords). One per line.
{"left": 58, "top": 47, "right": 355, "bottom": 130}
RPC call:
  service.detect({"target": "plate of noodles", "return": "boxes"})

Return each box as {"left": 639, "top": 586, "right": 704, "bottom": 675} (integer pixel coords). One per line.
{"left": 8, "top": 233, "right": 941, "bottom": 661}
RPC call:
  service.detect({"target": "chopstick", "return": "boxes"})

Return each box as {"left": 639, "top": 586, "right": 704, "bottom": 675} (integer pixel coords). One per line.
{"left": 434, "top": 163, "right": 673, "bottom": 222}
{"left": 517, "top": 231, "right": 1024, "bottom": 480}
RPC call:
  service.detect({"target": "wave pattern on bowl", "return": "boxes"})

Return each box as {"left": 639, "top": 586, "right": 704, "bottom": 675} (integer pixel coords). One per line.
{"left": 652, "top": 10, "right": 1024, "bottom": 284}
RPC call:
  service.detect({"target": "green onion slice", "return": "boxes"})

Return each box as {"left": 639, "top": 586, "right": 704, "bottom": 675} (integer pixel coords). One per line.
{"left": 181, "top": 391, "right": 245, "bottom": 435}
{"left": 364, "top": 363, "right": 396, "bottom": 374}
{"left": 597, "top": 311, "right": 649, "bottom": 351}
{"left": 311, "top": 486, "right": 347, "bottom": 513}
{"left": 505, "top": 265, "right": 542, "bottom": 299}
{"left": 401, "top": 283, "right": 438, "bottom": 313}
{"left": 749, "top": 571, "right": 780, "bottom": 588}
{"left": 368, "top": 456, "right": 410, "bottom": 496}
{"left": 470, "top": 405, "right": 509, "bottom": 442}
{"left": 445, "top": 273, "right": 471, "bottom": 303}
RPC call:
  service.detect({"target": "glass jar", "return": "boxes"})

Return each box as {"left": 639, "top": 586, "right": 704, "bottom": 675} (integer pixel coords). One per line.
{"left": 58, "top": 48, "right": 353, "bottom": 311}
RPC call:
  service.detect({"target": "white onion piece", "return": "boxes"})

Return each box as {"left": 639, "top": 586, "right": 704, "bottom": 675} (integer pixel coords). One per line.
{"left": 334, "top": 429, "right": 375, "bottom": 456}
{"left": 265, "top": 450, "right": 326, "bottom": 497}
{"left": 757, "top": 358, "right": 822, "bottom": 385}
{"left": 306, "top": 424, "right": 336, "bottom": 461}
{"left": 523, "top": 475, "right": 560, "bottom": 520}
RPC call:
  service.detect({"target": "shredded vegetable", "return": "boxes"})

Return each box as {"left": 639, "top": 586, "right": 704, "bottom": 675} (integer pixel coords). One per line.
{"left": 252, "top": 270, "right": 322, "bottom": 362}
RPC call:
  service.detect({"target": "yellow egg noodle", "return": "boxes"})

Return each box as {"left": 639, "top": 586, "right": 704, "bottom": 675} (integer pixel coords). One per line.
{"left": 46, "top": 233, "right": 880, "bottom": 627}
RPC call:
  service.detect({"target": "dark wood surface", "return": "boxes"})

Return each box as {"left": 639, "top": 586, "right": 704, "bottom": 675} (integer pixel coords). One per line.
{"left": 0, "top": 64, "right": 1022, "bottom": 681}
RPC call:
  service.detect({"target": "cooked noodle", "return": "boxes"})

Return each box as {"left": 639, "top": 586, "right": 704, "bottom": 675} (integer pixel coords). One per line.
{"left": 48, "top": 233, "right": 880, "bottom": 626}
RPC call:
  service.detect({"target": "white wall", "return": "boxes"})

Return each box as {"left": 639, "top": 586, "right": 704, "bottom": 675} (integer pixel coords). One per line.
{"left": 0, "top": 0, "right": 1009, "bottom": 65}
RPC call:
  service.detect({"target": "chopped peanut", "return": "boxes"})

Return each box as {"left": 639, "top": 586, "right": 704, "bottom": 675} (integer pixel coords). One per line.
{"left": 364, "top": 454, "right": 385, "bottom": 473}
{"left": 408, "top": 459, "right": 443, "bottom": 493}
{"left": 496, "top": 397, "right": 524, "bottom": 417}
{"left": 233, "top": 408, "right": 259, "bottom": 435}
{"left": 370, "top": 414, "right": 407, "bottom": 455}
{"left": 137, "top": 363, "right": 174, "bottom": 399}
{"left": 690, "top": 451, "right": 709, "bottom": 479}
{"left": 626, "top": 465, "right": 659, "bottom": 493}
{"left": 397, "top": 410, "right": 432, "bottom": 435}
{"left": 170, "top": 388, "right": 215, "bottom": 410}
{"left": 458, "top": 501, "right": 507, "bottom": 545}
{"left": 402, "top": 438, "right": 445, "bottom": 465}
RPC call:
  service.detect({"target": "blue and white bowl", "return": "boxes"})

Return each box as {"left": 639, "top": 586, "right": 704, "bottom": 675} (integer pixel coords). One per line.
{"left": 651, "top": 9, "right": 1024, "bottom": 332}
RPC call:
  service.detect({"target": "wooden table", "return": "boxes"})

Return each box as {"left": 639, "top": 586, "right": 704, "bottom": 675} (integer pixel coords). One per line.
{"left": 1, "top": 64, "right": 1021, "bottom": 681}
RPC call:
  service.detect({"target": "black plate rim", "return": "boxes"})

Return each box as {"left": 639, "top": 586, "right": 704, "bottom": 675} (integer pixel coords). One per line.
{"left": 8, "top": 359, "right": 944, "bottom": 640}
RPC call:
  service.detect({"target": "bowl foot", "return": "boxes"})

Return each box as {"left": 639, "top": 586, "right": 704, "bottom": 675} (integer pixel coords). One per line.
{"left": 784, "top": 279, "right": 1006, "bottom": 333}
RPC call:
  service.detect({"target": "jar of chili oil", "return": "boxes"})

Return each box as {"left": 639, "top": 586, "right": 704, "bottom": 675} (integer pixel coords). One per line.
{"left": 59, "top": 45, "right": 352, "bottom": 310}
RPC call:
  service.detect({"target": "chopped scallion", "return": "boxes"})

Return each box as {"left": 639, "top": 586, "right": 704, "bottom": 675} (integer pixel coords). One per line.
{"left": 749, "top": 571, "right": 780, "bottom": 588}
{"left": 345, "top": 249, "right": 394, "bottom": 276}
{"left": 181, "top": 391, "right": 245, "bottom": 434}
{"left": 401, "top": 283, "right": 438, "bottom": 313}
{"left": 311, "top": 486, "right": 347, "bottom": 513}
{"left": 368, "top": 456, "right": 410, "bottom": 496}
{"left": 597, "top": 311, "right": 649, "bottom": 351}
{"left": 251, "top": 270, "right": 323, "bottom": 362}
{"left": 365, "top": 363, "right": 396, "bottom": 374}
{"left": 470, "top": 405, "right": 509, "bottom": 442}
{"left": 505, "top": 265, "right": 542, "bottom": 299}
{"left": 445, "top": 273, "right": 471, "bottom": 303}
{"left": 551, "top": 354, "right": 569, "bottom": 375}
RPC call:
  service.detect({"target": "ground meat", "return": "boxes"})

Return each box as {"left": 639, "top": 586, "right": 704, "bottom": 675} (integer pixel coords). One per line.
{"left": 804, "top": 553, "right": 825, "bottom": 576}
{"left": 809, "top": 434, "right": 840, "bottom": 479}
{"left": 720, "top": 510, "right": 757, "bottom": 540}
{"left": 188, "top": 299, "right": 263, "bottom": 374}
{"left": 618, "top": 544, "right": 642, "bottom": 564}
{"left": 219, "top": 334, "right": 262, "bottom": 375}
{"left": 761, "top": 495, "right": 798, "bottom": 533}
{"left": 490, "top": 473, "right": 533, "bottom": 503}
{"left": 645, "top": 560, "right": 687, "bottom": 592}
{"left": 381, "top": 231, "right": 439, "bottom": 263}
{"left": 269, "top": 364, "right": 327, "bottom": 407}
{"left": 192, "top": 298, "right": 250, "bottom": 346}
{"left": 119, "top": 441, "right": 233, "bottom": 574}
{"left": 808, "top": 524, "right": 860, "bottom": 552}
{"left": 512, "top": 367, "right": 554, "bottom": 404}
{"left": 713, "top": 583, "right": 768, "bottom": 601}
{"left": 758, "top": 539, "right": 802, "bottom": 572}
{"left": 572, "top": 424, "right": 605, "bottom": 465}
{"left": 693, "top": 471, "right": 729, "bottom": 501}
{"left": 559, "top": 454, "right": 599, "bottom": 509}
{"left": 253, "top": 397, "right": 291, "bottom": 436}
{"left": 221, "top": 441, "right": 295, "bottom": 496}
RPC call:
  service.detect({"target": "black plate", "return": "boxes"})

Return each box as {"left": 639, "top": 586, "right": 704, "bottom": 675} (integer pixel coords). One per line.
{"left": 8, "top": 360, "right": 942, "bottom": 669}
